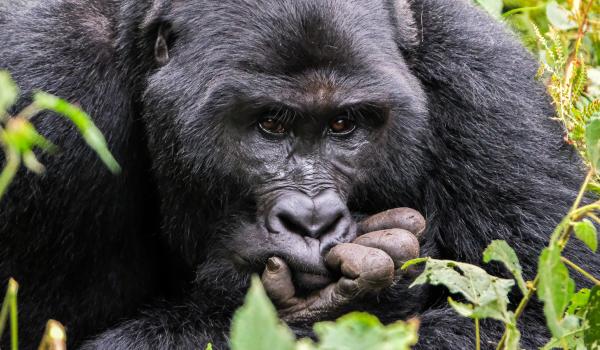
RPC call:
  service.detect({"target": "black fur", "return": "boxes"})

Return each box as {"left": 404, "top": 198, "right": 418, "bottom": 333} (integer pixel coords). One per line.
{"left": 0, "top": 0, "right": 597, "bottom": 349}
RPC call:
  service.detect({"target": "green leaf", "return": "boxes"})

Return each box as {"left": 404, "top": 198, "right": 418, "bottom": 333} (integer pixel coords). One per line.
{"left": 483, "top": 240, "right": 527, "bottom": 295}
{"left": 474, "top": 0, "right": 503, "bottom": 18}
{"left": 0, "top": 71, "right": 19, "bottom": 115}
{"left": 573, "top": 219, "right": 598, "bottom": 252}
{"left": 204, "top": 343, "right": 213, "bottom": 350}
{"left": 584, "top": 286, "right": 600, "bottom": 349}
{"left": 585, "top": 118, "right": 600, "bottom": 172}
{"left": 313, "top": 312, "right": 418, "bottom": 350}
{"left": 409, "top": 258, "right": 514, "bottom": 323}
{"left": 546, "top": 1, "right": 577, "bottom": 30}
{"left": 537, "top": 247, "right": 576, "bottom": 338}
{"left": 567, "top": 289, "right": 591, "bottom": 316}
{"left": 230, "top": 276, "right": 296, "bottom": 350}
{"left": 401, "top": 257, "right": 429, "bottom": 271}
{"left": 33, "top": 92, "right": 121, "bottom": 173}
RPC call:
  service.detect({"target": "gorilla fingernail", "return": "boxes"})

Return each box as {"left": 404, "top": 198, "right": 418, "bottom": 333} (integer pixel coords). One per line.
{"left": 266, "top": 257, "right": 281, "bottom": 272}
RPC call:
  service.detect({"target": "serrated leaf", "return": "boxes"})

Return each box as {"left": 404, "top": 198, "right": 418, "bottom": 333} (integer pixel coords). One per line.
{"left": 33, "top": 92, "right": 121, "bottom": 173}
{"left": 474, "top": 0, "right": 503, "bottom": 18}
{"left": 483, "top": 240, "right": 527, "bottom": 295}
{"left": 230, "top": 276, "right": 296, "bottom": 350}
{"left": 409, "top": 258, "right": 514, "bottom": 323}
{"left": 537, "top": 247, "right": 576, "bottom": 338}
{"left": 585, "top": 118, "right": 600, "bottom": 172}
{"left": 582, "top": 100, "right": 600, "bottom": 120}
{"left": 584, "top": 286, "right": 600, "bottom": 349}
{"left": 546, "top": 1, "right": 577, "bottom": 30}
{"left": 567, "top": 289, "right": 591, "bottom": 316}
{"left": 314, "top": 312, "right": 418, "bottom": 350}
{"left": 573, "top": 219, "right": 598, "bottom": 252}
{"left": 0, "top": 71, "right": 19, "bottom": 115}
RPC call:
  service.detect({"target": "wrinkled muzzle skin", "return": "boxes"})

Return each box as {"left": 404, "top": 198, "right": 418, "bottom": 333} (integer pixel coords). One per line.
{"left": 230, "top": 158, "right": 361, "bottom": 291}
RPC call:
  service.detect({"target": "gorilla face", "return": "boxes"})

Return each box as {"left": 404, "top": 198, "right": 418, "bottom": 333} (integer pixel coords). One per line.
{"left": 142, "top": 0, "right": 428, "bottom": 291}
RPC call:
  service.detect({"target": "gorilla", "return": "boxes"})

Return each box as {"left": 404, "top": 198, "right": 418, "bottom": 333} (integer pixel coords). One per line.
{"left": 0, "top": 0, "right": 597, "bottom": 349}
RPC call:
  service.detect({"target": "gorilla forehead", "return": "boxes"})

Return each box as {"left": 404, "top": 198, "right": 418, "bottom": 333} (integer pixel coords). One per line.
{"left": 149, "top": 0, "right": 423, "bottom": 121}
{"left": 143, "top": 0, "right": 428, "bottom": 183}
{"left": 170, "top": 0, "right": 403, "bottom": 71}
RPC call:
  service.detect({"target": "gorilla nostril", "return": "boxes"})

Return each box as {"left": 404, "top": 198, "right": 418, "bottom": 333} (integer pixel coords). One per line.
{"left": 267, "top": 191, "right": 351, "bottom": 239}
{"left": 277, "top": 212, "right": 306, "bottom": 236}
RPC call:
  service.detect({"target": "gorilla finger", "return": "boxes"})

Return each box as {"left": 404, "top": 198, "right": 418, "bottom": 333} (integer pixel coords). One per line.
{"left": 325, "top": 243, "right": 394, "bottom": 291}
{"left": 359, "top": 208, "right": 426, "bottom": 237}
{"left": 352, "top": 229, "right": 420, "bottom": 269}
{"left": 261, "top": 257, "right": 296, "bottom": 307}
{"left": 279, "top": 278, "right": 358, "bottom": 323}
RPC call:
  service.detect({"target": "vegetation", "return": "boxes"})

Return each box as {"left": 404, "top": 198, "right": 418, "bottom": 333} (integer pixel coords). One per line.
{"left": 0, "top": 72, "right": 120, "bottom": 349}
{"left": 1, "top": 0, "right": 599, "bottom": 349}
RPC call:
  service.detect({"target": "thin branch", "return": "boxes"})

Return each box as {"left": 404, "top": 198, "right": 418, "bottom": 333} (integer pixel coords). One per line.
{"left": 0, "top": 147, "right": 20, "bottom": 200}
{"left": 561, "top": 257, "right": 600, "bottom": 285}
{"left": 475, "top": 319, "right": 481, "bottom": 350}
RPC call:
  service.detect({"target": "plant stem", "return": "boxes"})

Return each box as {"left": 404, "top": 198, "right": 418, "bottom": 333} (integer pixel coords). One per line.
{"left": 15, "top": 103, "right": 41, "bottom": 121}
{"left": 496, "top": 277, "right": 540, "bottom": 350}
{"left": 0, "top": 283, "right": 10, "bottom": 340}
{"left": 571, "top": 170, "right": 593, "bottom": 212}
{"left": 475, "top": 319, "right": 481, "bottom": 350}
{"left": 570, "top": 202, "right": 600, "bottom": 220}
{"left": 8, "top": 279, "right": 17, "bottom": 350}
{"left": 0, "top": 147, "right": 20, "bottom": 200}
{"left": 565, "top": 0, "right": 595, "bottom": 67}
{"left": 587, "top": 212, "right": 600, "bottom": 225}
{"left": 561, "top": 257, "right": 600, "bottom": 285}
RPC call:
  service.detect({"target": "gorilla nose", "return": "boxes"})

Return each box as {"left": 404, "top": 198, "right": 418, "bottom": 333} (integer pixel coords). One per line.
{"left": 267, "top": 191, "right": 351, "bottom": 239}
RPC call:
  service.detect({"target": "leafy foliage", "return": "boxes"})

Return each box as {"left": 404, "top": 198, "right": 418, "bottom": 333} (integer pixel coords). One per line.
{"left": 230, "top": 277, "right": 296, "bottom": 350}
{"left": 0, "top": 71, "right": 120, "bottom": 199}
{"left": 230, "top": 277, "right": 419, "bottom": 350}
{"left": 483, "top": 240, "right": 528, "bottom": 295}
{"left": 537, "top": 246, "right": 576, "bottom": 339}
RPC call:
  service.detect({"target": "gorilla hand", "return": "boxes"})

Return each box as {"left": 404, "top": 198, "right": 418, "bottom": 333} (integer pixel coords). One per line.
{"left": 262, "top": 208, "right": 425, "bottom": 323}
{"left": 355, "top": 207, "right": 425, "bottom": 272}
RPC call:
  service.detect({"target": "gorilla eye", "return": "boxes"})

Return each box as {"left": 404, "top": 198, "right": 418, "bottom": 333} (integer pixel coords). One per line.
{"left": 329, "top": 117, "right": 356, "bottom": 135}
{"left": 258, "top": 117, "right": 287, "bottom": 135}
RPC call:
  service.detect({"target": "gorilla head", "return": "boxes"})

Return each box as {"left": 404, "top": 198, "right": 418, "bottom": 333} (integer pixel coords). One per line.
{"left": 139, "top": 0, "right": 428, "bottom": 292}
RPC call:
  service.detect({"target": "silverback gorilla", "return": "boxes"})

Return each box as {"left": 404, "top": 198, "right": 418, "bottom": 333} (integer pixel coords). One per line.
{"left": 0, "top": 0, "right": 597, "bottom": 349}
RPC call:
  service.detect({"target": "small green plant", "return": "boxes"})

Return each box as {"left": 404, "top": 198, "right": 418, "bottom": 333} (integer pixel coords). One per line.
{"left": 229, "top": 277, "right": 419, "bottom": 350}
{"left": 0, "top": 71, "right": 120, "bottom": 199}
{"left": 0, "top": 279, "right": 18, "bottom": 350}
{"left": 0, "top": 71, "right": 119, "bottom": 349}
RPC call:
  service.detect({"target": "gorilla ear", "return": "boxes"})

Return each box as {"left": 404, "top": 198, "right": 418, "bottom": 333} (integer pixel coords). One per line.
{"left": 138, "top": 0, "right": 174, "bottom": 66}
{"left": 385, "top": 0, "right": 420, "bottom": 54}
{"left": 154, "top": 23, "right": 172, "bottom": 66}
